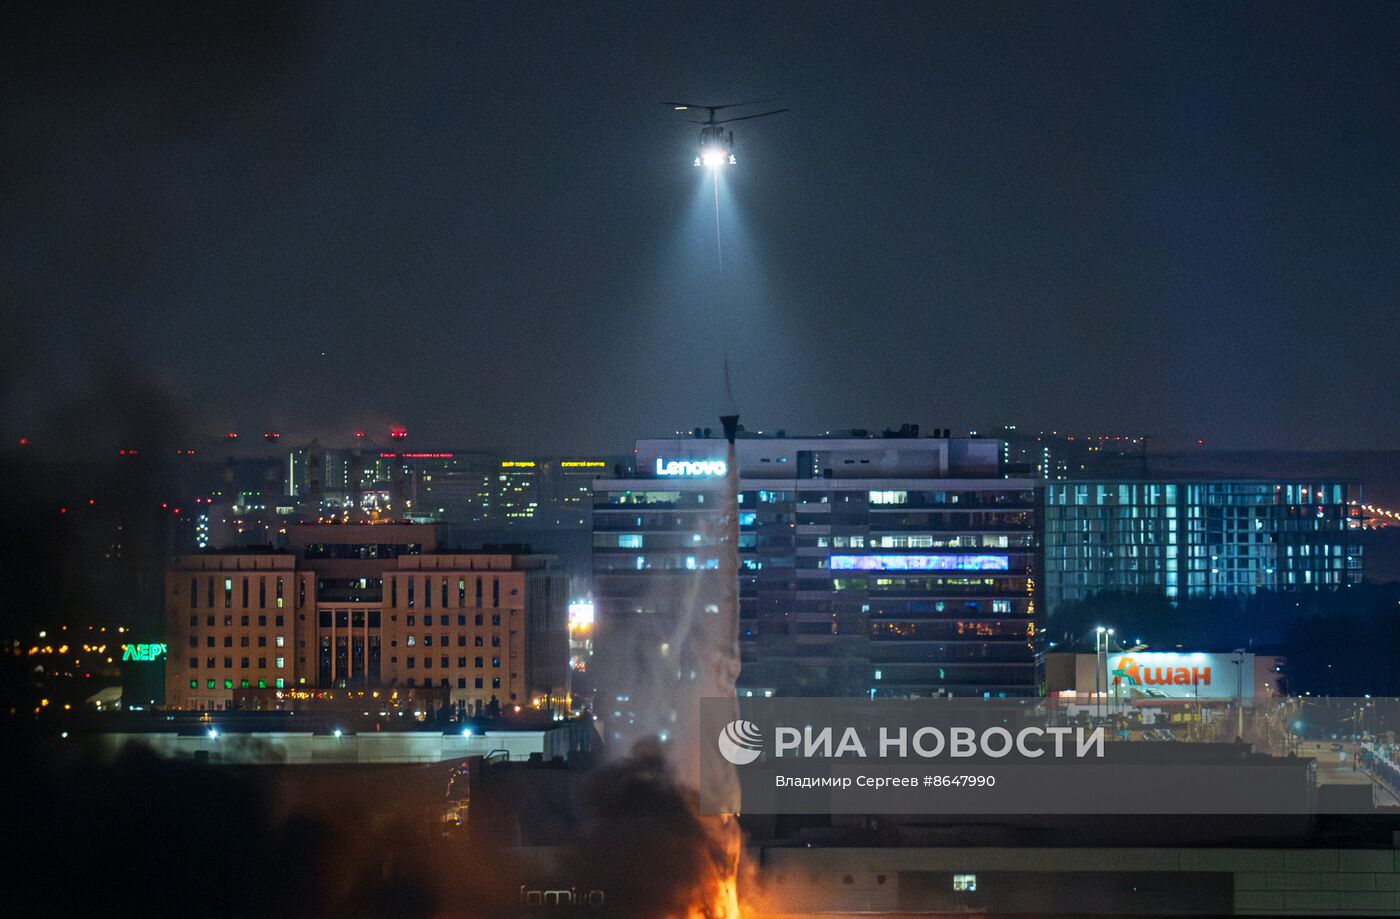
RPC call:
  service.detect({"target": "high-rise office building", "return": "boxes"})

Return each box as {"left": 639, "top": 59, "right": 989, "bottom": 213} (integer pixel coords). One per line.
{"left": 1042, "top": 480, "right": 1364, "bottom": 613}
{"left": 592, "top": 429, "right": 1041, "bottom": 709}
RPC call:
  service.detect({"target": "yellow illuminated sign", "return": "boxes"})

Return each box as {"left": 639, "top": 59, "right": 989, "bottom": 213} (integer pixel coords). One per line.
{"left": 501, "top": 461, "right": 537, "bottom": 468}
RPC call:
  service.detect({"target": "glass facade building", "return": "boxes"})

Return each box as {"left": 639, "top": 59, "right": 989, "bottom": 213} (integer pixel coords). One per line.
{"left": 592, "top": 434, "right": 1040, "bottom": 706}
{"left": 1042, "top": 480, "right": 1363, "bottom": 613}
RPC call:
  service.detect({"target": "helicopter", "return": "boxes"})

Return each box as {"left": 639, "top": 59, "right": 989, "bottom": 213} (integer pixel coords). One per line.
{"left": 665, "top": 100, "right": 788, "bottom": 167}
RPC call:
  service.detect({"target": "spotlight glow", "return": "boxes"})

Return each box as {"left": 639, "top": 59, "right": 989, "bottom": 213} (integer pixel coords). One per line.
{"left": 701, "top": 148, "right": 728, "bottom": 168}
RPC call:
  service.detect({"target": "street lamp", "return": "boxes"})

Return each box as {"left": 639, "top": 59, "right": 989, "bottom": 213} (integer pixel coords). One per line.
{"left": 1094, "top": 627, "right": 1114, "bottom": 722}
{"left": 1228, "top": 649, "right": 1247, "bottom": 741}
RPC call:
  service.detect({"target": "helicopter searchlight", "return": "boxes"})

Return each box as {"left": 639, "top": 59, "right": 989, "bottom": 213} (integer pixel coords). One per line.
{"left": 666, "top": 100, "right": 787, "bottom": 168}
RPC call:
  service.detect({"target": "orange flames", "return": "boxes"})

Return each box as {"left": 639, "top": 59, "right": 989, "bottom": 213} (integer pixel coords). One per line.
{"left": 688, "top": 813, "right": 744, "bottom": 919}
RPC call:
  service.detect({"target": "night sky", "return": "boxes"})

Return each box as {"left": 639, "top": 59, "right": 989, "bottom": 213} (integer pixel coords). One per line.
{"left": 4, "top": 1, "right": 1398, "bottom": 456}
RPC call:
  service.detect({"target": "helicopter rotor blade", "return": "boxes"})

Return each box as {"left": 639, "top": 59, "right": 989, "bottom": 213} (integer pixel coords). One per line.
{"left": 662, "top": 99, "right": 781, "bottom": 111}
{"left": 711, "top": 108, "right": 789, "bottom": 124}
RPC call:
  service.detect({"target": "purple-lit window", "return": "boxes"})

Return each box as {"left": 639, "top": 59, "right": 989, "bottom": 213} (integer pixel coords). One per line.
{"left": 828, "top": 554, "right": 1010, "bottom": 572}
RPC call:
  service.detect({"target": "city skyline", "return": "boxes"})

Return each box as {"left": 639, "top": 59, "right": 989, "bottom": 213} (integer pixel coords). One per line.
{"left": 8, "top": 4, "right": 1400, "bottom": 916}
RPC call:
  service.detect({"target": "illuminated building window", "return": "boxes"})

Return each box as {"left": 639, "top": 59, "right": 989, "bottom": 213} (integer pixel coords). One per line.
{"left": 207, "top": 679, "right": 216, "bottom": 689}
{"left": 275, "top": 657, "right": 284, "bottom": 668}
{"left": 223, "top": 679, "right": 233, "bottom": 689}
{"left": 224, "top": 578, "right": 233, "bottom": 608}
{"left": 275, "top": 678, "right": 284, "bottom": 689}
{"left": 189, "top": 679, "right": 197, "bottom": 689}
{"left": 492, "top": 677, "right": 501, "bottom": 689}
{"left": 953, "top": 874, "right": 977, "bottom": 892}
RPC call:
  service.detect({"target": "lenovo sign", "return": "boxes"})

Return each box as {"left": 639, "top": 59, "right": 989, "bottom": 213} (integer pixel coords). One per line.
{"left": 654, "top": 458, "right": 728, "bottom": 477}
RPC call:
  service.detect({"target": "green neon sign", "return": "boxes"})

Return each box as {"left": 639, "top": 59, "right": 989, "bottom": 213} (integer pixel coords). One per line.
{"left": 122, "top": 643, "right": 167, "bottom": 662}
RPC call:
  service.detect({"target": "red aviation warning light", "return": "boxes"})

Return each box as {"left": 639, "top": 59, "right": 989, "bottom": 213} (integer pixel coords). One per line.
{"left": 389, "top": 428, "right": 408, "bottom": 441}
{"left": 264, "top": 432, "right": 282, "bottom": 443}
{"left": 225, "top": 432, "right": 239, "bottom": 441}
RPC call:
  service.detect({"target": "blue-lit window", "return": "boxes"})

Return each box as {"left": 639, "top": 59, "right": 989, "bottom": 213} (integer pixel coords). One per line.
{"left": 618, "top": 534, "right": 643, "bottom": 548}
